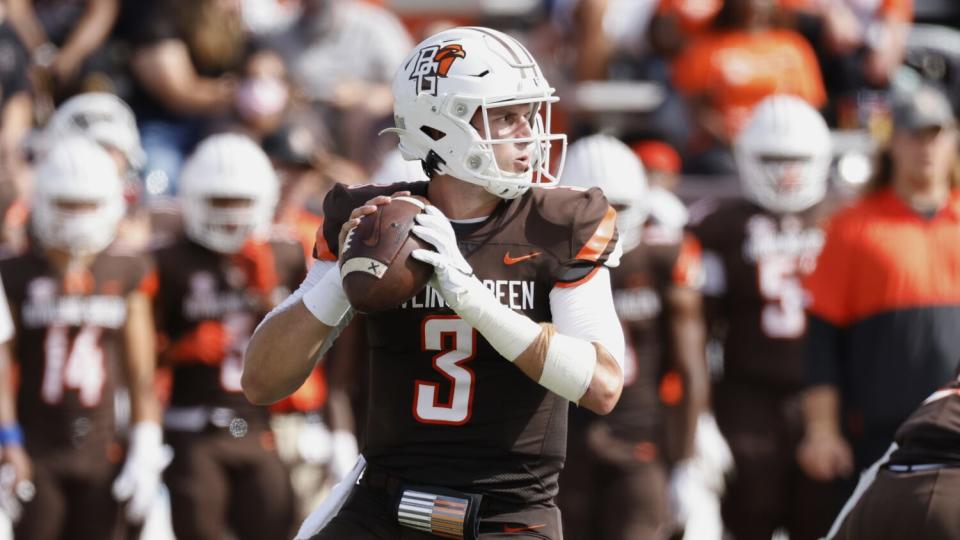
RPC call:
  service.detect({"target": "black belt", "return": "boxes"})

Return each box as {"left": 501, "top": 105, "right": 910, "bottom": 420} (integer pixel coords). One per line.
{"left": 885, "top": 462, "right": 960, "bottom": 473}
{"left": 360, "top": 464, "right": 520, "bottom": 516}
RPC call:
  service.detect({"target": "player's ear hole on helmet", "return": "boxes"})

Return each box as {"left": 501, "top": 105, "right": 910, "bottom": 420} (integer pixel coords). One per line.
{"left": 421, "top": 126, "right": 446, "bottom": 141}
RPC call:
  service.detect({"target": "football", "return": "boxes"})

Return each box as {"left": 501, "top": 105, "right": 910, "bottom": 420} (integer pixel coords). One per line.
{"left": 340, "top": 195, "right": 433, "bottom": 313}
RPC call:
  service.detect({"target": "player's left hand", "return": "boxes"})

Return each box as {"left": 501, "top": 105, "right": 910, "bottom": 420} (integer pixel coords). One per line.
{"left": 410, "top": 205, "right": 476, "bottom": 308}
{"left": 112, "top": 422, "right": 174, "bottom": 524}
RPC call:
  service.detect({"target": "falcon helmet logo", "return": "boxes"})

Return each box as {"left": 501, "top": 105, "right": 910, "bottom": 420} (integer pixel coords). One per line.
{"left": 409, "top": 43, "right": 466, "bottom": 96}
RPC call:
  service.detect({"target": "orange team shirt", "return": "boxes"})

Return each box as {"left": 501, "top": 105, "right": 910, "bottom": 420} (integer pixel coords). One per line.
{"left": 804, "top": 188, "right": 960, "bottom": 327}
{"left": 672, "top": 29, "right": 826, "bottom": 139}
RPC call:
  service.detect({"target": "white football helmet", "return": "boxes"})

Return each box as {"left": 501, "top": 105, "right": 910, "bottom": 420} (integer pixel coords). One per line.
{"left": 179, "top": 133, "right": 279, "bottom": 254}
{"left": 42, "top": 92, "right": 146, "bottom": 170}
{"left": 383, "top": 26, "right": 566, "bottom": 199}
{"left": 562, "top": 134, "right": 648, "bottom": 252}
{"left": 32, "top": 136, "right": 126, "bottom": 256}
{"left": 734, "top": 95, "right": 832, "bottom": 214}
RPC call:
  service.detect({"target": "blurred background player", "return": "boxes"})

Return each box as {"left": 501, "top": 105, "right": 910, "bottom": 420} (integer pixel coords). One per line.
{"left": 35, "top": 92, "right": 152, "bottom": 251}
{"left": 689, "top": 94, "right": 841, "bottom": 539}
{"left": 152, "top": 133, "right": 299, "bottom": 540}
{"left": 0, "top": 136, "right": 165, "bottom": 539}
{"left": 800, "top": 83, "right": 960, "bottom": 492}
{"left": 558, "top": 133, "right": 710, "bottom": 540}
{"left": 825, "top": 368, "right": 960, "bottom": 540}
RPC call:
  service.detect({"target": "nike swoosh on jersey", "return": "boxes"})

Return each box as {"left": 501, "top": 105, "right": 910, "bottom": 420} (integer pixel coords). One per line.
{"left": 503, "top": 251, "right": 542, "bottom": 265}
{"left": 503, "top": 523, "right": 546, "bottom": 534}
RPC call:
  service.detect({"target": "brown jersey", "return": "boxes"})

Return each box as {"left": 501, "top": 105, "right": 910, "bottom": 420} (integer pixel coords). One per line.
{"left": 888, "top": 378, "right": 960, "bottom": 466}
{"left": 317, "top": 181, "right": 618, "bottom": 506}
{"left": 0, "top": 247, "right": 153, "bottom": 457}
{"left": 153, "top": 236, "right": 305, "bottom": 424}
{"left": 690, "top": 199, "right": 825, "bottom": 391}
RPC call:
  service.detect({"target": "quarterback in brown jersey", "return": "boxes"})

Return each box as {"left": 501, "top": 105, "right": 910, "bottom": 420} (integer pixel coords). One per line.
{"left": 154, "top": 134, "right": 302, "bottom": 540}
{"left": 0, "top": 137, "right": 165, "bottom": 539}
{"left": 825, "top": 370, "right": 960, "bottom": 540}
{"left": 558, "top": 134, "right": 709, "bottom": 540}
{"left": 689, "top": 95, "right": 841, "bottom": 540}
{"left": 244, "top": 27, "right": 626, "bottom": 540}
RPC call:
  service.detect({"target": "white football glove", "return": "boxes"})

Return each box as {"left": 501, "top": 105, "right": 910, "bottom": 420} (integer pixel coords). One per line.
{"left": 411, "top": 205, "right": 541, "bottom": 362}
{"left": 112, "top": 422, "right": 173, "bottom": 524}
{"left": 410, "top": 205, "right": 478, "bottom": 310}
{"left": 669, "top": 414, "right": 734, "bottom": 540}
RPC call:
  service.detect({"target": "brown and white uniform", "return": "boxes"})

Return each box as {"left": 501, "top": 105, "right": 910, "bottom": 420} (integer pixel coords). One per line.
{"left": 690, "top": 199, "right": 839, "bottom": 540}
{"left": 154, "top": 235, "right": 304, "bottom": 540}
{"left": 0, "top": 247, "right": 153, "bottom": 540}
{"left": 310, "top": 181, "right": 619, "bottom": 540}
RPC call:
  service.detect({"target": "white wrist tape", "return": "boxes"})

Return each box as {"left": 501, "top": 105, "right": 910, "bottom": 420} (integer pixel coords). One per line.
{"left": 454, "top": 276, "right": 541, "bottom": 362}
{"left": 302, "top": 264, "right": 351, "bottom": 327}
{"left": 540, "top": 333, "right": 597, "bottom": 402}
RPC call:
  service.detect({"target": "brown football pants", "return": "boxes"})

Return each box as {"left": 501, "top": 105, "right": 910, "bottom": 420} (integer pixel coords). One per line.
{"left": 558, "top": 422, "right": 669, "bottom": 540}
{"left": 164, "top": 427, "right": 295, "bottom": 540}
{"left": 715, "top": 383, "right": 843, "bottom": 540}
{"left": 14, "top": 448, "right": 123, "bottom": 540}
{"left": 832, "top": 467, "right": 960, "bottom": 539}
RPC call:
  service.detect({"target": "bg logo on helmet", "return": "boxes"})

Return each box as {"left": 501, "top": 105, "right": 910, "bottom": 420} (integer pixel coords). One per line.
{"left": 409, "top": 44, "right": 466, "bottom": 96}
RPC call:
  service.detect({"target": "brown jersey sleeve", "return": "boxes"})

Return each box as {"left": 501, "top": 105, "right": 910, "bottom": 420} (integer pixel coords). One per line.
{"left": 536, "top": 186, "right": 619, "bottom": 284}
{"left": 315, "top": 181, "right": 430, "bottom": 261}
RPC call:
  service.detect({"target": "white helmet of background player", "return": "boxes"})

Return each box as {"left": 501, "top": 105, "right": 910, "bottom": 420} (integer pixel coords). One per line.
{"left": 42, "top": 92, "right": 146, "bottom": 171}
{"left": 179, "top": 133, "right": 279, "bottom": 254}
{"left": 562, "top": 134, "right": 648, "bottom": 252}
{"left": 32, "top": 136, "right": 126, "bottom": 256}
{"left": 383, "top": 26, "right": 566, "bottom": 200}
{"left": 734, "top": 94, "right": 832, "bottom": 214}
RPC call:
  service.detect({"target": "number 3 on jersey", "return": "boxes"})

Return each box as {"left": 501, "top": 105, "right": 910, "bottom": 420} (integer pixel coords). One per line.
{"left": 414, "top": 316, "right": 477, "bottom": 425}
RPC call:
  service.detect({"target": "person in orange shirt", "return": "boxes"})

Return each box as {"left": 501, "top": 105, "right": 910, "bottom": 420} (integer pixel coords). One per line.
{"left": 800, "top": 85, "right": 960, "bottom": 496}
{"left": 671, "top": 0, "right": 826, "bottom": 174}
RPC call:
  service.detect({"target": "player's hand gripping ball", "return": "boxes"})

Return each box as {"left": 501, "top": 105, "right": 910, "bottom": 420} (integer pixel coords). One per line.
{"left": 339, "top": 195, "right": 433, "bottom": 313}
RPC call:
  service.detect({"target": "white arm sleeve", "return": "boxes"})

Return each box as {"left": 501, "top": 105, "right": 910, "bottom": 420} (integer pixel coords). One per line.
{"left": 0, "top": 274, "right": 13, "bottom": 343}
{"left": 548, "top": 267, "right": 625, "bottom": 369}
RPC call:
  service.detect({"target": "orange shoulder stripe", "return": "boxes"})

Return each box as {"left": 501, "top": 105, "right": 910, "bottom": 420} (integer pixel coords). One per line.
{"left": 575, "top": 206, "right": 617, "bottom": 262}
